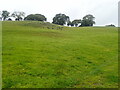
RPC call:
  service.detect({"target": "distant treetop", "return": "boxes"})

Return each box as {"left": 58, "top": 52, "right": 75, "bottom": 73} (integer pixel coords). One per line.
{"left": 80, "top": 14, "right": 95, "bottom": 27}
{"left": 2, "top": 10, "right": 10, "bottom": 21}
{"left": 11, "top": 11, "right": 25, "bottom": 21}
{"left": 52, "top": 13, "right": 69, "bottom": 25}
{"left": 24, "top": 14, "right": 47, "bottom": 21}
{"left": 106, "top": 24, "right": 116, "bottom": 27}
{"left": 0, "top": 10, "right": 97, "bottom": 27}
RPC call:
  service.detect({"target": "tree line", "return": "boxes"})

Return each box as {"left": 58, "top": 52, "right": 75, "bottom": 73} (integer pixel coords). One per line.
{"left": 0, "top": 10, "right": 95, "bottom": 27}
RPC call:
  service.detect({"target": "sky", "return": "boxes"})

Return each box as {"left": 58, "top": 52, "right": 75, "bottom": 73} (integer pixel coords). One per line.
{"left": 0, "top": 0, "right": 119, "bottom": 26}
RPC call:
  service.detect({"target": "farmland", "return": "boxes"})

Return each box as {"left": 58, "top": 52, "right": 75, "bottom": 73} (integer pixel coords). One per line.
{"left": 2, "top": 21, "right": 118, "bottom": 88}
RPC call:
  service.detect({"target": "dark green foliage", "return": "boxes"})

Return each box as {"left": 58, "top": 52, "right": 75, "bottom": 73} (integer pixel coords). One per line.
{"left": 52, "top": 13, "right": 69, "bottom": 25}
{"left": 67, "top": 21, "right": 72, "bottom": 26}
{"left": 70, "top": 22, "right": 74, "bottom": 27}
{"left": 15, "top": 17, "right": 22, "bottom": 21}
{"left": 24, "top": 14, "right": 47, "bottom": 21}
{"left": 2, "top": 10, "right": 10, "bottom": 21}
{"left": 106, "top": 24, "right": 116, "bottom": 27}
{"left": 72, "top": 19, "right": 81, "bottom": 27}
{"left": 7, "top": 18, "right": 12, "bottom": 21}
{"left": 80, "top": 14, "right": 95, "bottom": 27}
{"left": 11, "top": 11, "right": 25, "bottom": 21}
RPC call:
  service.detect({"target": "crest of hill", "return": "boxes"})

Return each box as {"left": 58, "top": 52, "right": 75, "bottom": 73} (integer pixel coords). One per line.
{"left": 22, "top": 21, "right": 67, "bottom": 30}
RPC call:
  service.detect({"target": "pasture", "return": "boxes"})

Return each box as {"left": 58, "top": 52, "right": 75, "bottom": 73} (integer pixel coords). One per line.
{"left": 2, "top": 21, "right": 118, "bottom": 88}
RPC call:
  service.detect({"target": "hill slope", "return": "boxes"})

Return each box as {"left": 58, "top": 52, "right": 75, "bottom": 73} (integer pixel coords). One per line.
{"left": 2, "top": 21, "right": 118, "bottom": 88}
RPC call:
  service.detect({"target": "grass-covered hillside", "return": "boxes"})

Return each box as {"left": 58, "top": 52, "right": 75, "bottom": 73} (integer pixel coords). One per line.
{"left": 2, "top": 21, "right": 118, "bottom": 88}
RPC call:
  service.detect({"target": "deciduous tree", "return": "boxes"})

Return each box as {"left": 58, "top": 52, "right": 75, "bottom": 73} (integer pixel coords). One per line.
{"left": 80, "top": 14, "right": 95, "bottom": 26}
{"left": 24, "top": 14, "right": 47, "bottom": 21}
{"left": 52, "top": 13, "right": 69, "bottom": 25}
{"left": 2, "top": 10, "right": 10, "bottom": 21}
{"left": 72, "top": 19, "right": 81, "bottom": 27}
{"left": 11, "top": 11, "right": 25, "bottom": 21}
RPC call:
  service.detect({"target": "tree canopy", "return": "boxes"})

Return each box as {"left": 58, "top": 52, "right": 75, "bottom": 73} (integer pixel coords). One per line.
{"left": 24, "top": 14, "right": 47, "bottom": 21}
{"left": 106, "top": 24, "right": 116, "bottom": 27}
{"left": 72, "top": 19, "right": 81, "bottom": 27}
{"left": 2, "top": 10, "right": 10, "bottom": 21}
{"left": 80, "top": 14, "right": 95, "bottom": 26}
{"left": 0, "top": 10, "right": 96, "bottom": 27}
{"left": 67, "top": 21, "right": 72, "bottom": 26}
{"left": 52, "top": 13, "right": 69, "bottom": 25}
{"left": 11, "top": 11, "right": 25, "bottom": 21}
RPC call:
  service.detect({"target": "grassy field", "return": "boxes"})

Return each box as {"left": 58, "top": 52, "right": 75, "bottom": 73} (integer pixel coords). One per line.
{"left": 2, "top": 21, "right": 118, "bottom": 88}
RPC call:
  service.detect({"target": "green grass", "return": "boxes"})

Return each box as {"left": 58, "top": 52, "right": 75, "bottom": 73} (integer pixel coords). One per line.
{"left": 2, "top": 21, "right": 118, "bottom": 88}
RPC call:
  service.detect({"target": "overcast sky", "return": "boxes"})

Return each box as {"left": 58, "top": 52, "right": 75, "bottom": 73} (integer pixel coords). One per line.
{"left": 0, "top": 0, "right": 119, "bottom": 26}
